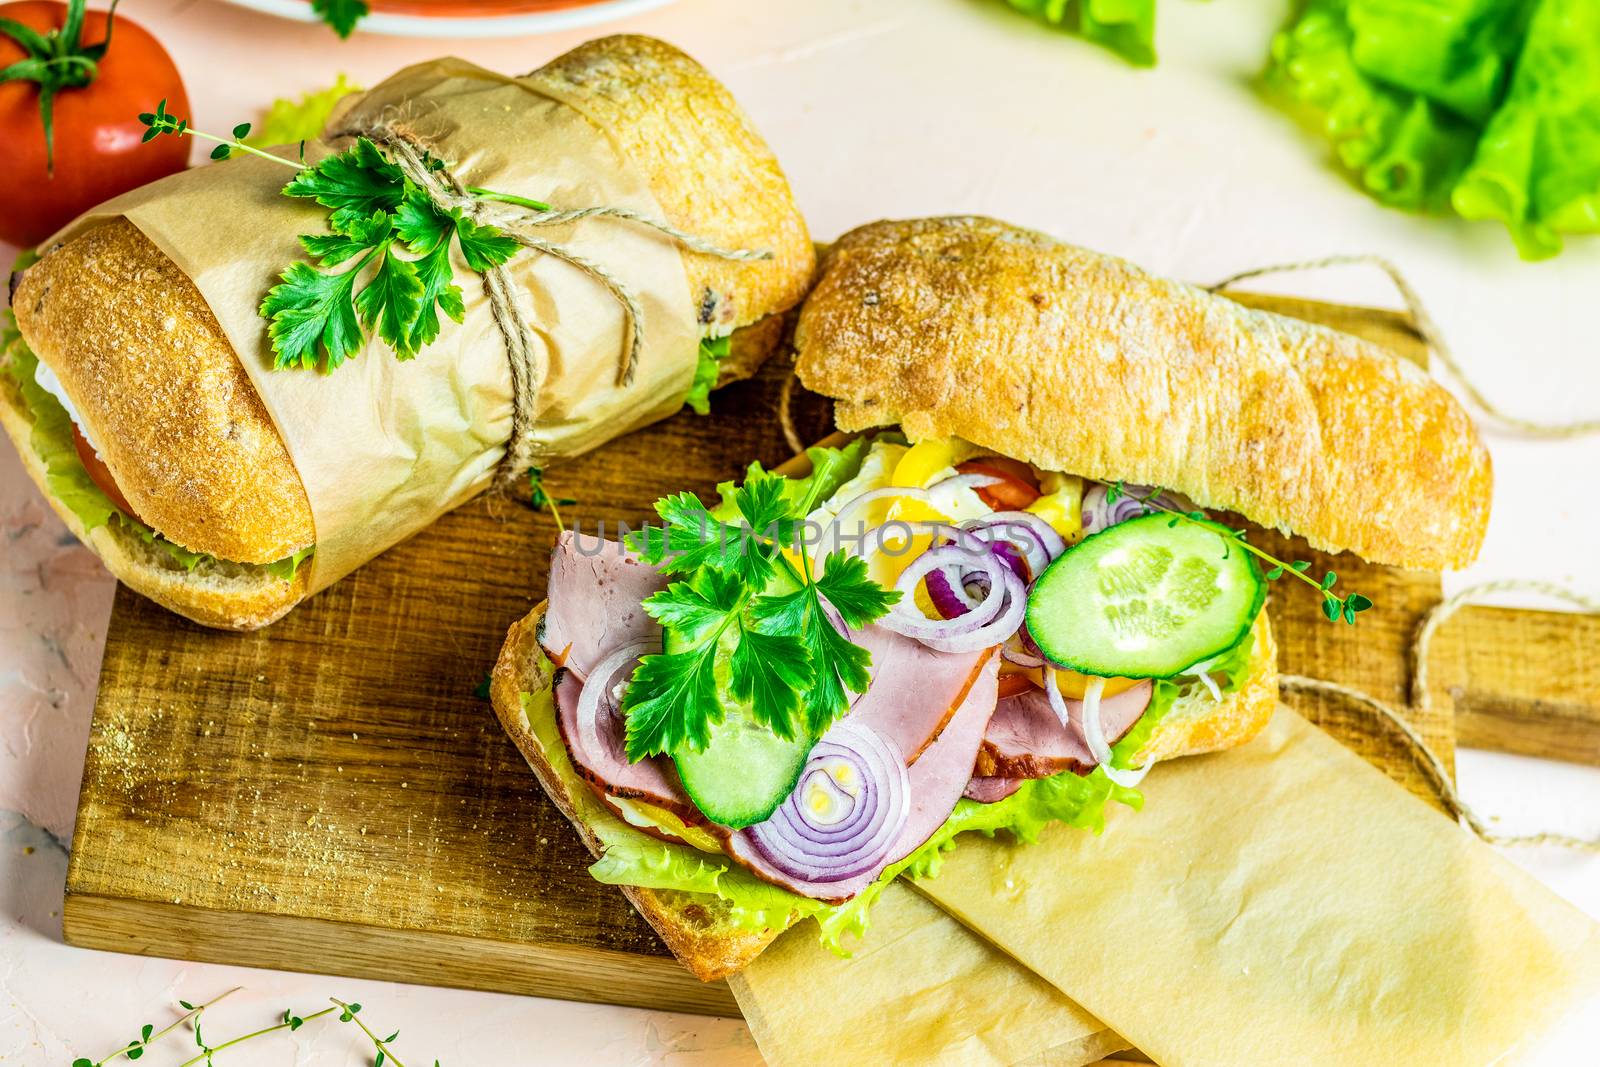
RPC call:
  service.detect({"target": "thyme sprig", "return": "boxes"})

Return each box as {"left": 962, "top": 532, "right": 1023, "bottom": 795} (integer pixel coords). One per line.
{"left": 1107, "top": 482, "right": 1374, "bottom": 625}
{"left": 70, "top": 991, "right": 438, "bottom": 1067}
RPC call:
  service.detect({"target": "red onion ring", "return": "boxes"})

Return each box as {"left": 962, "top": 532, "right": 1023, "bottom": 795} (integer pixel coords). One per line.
{"left": 821, "top": 486, "right": 935, "bottom": 565}
{"left": 576, "top": 640, "right": 658, "bottom": 766}
{"left": 882, "top": 545, "right": 1006, "bottom": 638}
{"left": 1081, "top": 483, "right": 1192, "bottom": 535}
{"left": 970, "top": 512, "right": 1066, "bottom": 577}
{"left": 747, "top": 720, "right": 910, "bottom": 883}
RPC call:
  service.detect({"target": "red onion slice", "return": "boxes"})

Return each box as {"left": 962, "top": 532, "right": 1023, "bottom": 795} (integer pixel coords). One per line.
{"left": 972, "top": 511, "right": 1066, "bottom": 576}
{"left": 1081, "top": 483, "right": 1193, "bottom": 535}
{"left": 576, "top": 639, "right": 658, "bottom": 768}
{"left": 820, "top": 485, "right": 935, "bottom": 565}
{"left": 747, "top": 720, "right": 910, "bottom": 884}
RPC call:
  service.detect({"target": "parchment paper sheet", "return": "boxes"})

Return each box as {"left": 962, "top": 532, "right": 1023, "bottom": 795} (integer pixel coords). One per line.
{"left": 730, "top": 881, "right": 1129, "bottom": 1067}
{"left": 58, "top": 58, "right": 697, "bottom": 590}
{"left": 915, "top": 708, "right": 1600, "bottom": 1067}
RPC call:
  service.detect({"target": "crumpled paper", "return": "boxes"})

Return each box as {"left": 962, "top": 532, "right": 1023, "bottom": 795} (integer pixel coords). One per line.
{"left": 915, "top": 707, "right": 1600, "bottom": 1067}
{"left": 730, "top": 882, "right": 1128, "bottom": 1067}
{"left": 53, "top": 57, "right": 697, "bottom": 591}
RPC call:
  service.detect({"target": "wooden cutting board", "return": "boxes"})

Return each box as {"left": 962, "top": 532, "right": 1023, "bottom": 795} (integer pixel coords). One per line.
{"left": 61, "top": 294, "right": 1595, "bottom": 1018}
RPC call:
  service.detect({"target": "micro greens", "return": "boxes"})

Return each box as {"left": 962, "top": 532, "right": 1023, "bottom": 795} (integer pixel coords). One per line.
{"left": 621, "top": 469, "right": 900, "bottom": 760}
{"left": 1111, "top": 481, "right": 1374, "bottom": 625}
{"left": 70, "top": 991, "right": 438, "bottom": 1067}
{"left": 528, "top": 466, "right": 576, "bottom": 532}
{"left": 137, "top": 103, "right": 541, "bottom": 374}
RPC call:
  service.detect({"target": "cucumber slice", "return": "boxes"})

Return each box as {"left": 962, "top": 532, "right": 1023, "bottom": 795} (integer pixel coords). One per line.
{"left": 1026, "top": 514, "right": 1264, "bottom": 679}
{"left": 664, "top": 564, "right": 811, "bottom": 828}
{"left": 673, "top": 710, "right": 812, "bottom": 828}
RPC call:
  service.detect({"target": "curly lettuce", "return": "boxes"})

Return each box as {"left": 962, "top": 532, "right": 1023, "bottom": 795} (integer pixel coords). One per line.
{"left": 244, "top": 74, "right": 364, "bottom": 153}
{"left": 684, "top": 335, "right": 732, "bottom": 416}
{"left": 1003, "top": 0, "right": 1158, "bottom": 68}
{"left": 1268, "top": 0, "right": 1600, "bottom": 257}
{"left": 1451, "top": 0, "right": 1600, "bottom": 258}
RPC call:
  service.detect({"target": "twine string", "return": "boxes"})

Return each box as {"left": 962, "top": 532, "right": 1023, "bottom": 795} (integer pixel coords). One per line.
{"left": 1207, "top": 254, "right": 1600, "bottom": 438}
{"left": 335, "top": 120, "right": 771, "bottom": 482}
{"left": 1283, "top": 578, "right": 1600, "bottom": 852}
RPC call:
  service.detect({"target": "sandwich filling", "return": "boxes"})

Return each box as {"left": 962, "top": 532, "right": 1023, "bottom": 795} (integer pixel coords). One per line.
{"left": 0, "top": 323, "right": 315, "bottom": 580}
{"left": 521, "top": 435, "right": 1266, "bottom": 949}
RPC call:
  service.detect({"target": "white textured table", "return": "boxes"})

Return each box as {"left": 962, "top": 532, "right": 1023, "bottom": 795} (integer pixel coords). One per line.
{"left": 3, "top": 1, "right": 1598, "bottom": 1063}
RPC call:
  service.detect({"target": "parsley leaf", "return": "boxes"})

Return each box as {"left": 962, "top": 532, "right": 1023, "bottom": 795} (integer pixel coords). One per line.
{"left": 625, "top": 570, "right": 746, "bottom": 759}
{"left": 815, "top": 550, "right": 901, "bottom": 627}
{"left": 623, "top": 462, "right": 900, "bottom": 756}
{"left": 311, "top": 0, "right": 369, "bottom": 39}
{"left": 283, "top": 138, "right": 404, "bottom": 232}
{"left": 260, "top": 139, "right": 526, "bottom": 372}
{"left": 752, "top": 552, "right": 899, "bottom": 736}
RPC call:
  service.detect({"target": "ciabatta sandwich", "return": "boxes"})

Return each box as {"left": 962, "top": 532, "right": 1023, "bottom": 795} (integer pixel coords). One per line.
{"left": 490, "top": 216, "right": 1491, "bottom": 981}
{"left": 1, "top": 36, "right": 812, "bottom": 630}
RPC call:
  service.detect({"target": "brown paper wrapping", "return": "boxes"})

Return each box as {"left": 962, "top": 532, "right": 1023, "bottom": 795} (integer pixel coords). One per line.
{"left": 58, "top": 58, "right": 697, "bottom": 590}
{"left": 730, "top": 883, "right": 1129, "bottom": 1067}
{"left": 914, "top": 708, "right": 1600, "bottom": 1066}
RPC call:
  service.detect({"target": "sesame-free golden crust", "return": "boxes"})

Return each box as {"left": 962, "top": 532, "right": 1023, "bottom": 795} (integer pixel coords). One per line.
{"left": 794, "top": 217, "right": 1491, "bottom": 571}
{"left": 0, "top": 360, "right": 308, "bottom": 629}
{"left": 526, "top": 35, "right": 815, "bottom": 338}
{"left": 12, "top": 219, "right": 316, "bottom": 565}
{"left": 490, "top": 601, "right": 781, "bottom": 983}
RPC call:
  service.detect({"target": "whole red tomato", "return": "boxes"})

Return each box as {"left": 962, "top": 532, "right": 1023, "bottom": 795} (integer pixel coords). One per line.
{"left": 0, "top": 1, "right": 189, "bottom": 247}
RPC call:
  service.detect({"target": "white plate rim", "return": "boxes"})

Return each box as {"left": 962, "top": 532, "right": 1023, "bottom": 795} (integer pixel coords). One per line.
{"left": 218, "top": 0, "right": 677, "bottom": 38}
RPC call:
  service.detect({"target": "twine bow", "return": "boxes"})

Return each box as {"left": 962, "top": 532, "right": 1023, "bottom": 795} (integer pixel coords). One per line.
{"left": 333, "top": 120, "right": 772, "bottom": 482}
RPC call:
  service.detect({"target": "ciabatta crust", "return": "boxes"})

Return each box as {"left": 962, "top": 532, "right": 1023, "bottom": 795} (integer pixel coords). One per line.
{"left": 1133, "top": 613, "right": 1278, "bottom": 765}
{"left": 526, "top": 35, "right": 815, "bottom": 339}
{"left": 0, "top": 358, "right": 308, "bottom": 629}
{"left": 13, "top": 219, "right": 316, "bottom": 565}
{"left": 489, "top": 601, "right": 781, "bottom": 983}
{"left": 794, "top": 217, "right": 1491, "bottom": 571}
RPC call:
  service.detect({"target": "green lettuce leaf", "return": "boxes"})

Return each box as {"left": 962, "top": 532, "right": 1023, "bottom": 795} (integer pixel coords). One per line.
{"left": 1268, "top": 0, "right": 1481, "bottom": 212}
{"left": 711, "top": 435, "right": 876, "bottom": 522}
{"left": 2, "top": 332, "right": 313, "bottom": 580}
{"left": 1003, "top": 0, "right": 1159, "bottom": 68}
{"left": 1269, "top": 0, "right": 1600, "bottom": 256}
{"left": 684, "top": 335, "right": 732, "bottom": 416}
{"left": 1451, "top": 0, "right": 1600, "bottom": 259}
{"left": 243, "top": 75, "right": 364, "bottom": 155}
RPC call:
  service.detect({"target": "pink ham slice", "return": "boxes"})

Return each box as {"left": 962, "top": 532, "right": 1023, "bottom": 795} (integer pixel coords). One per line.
{"left": 974, "top": 680, "right": 1153, "bottom": 780}
{"left": 963, "top": 776, "right": 1023, "bottom": 803}
{"left": 542, "top": 534, "right": 701, "bottom": 819}
{"left": 723, "top": 652, "right": 1002, "bottom": 903}
{"left": 848, "top": 624, "right": 989, "bottom": 763}
{"left": 540, "top": 531, "right": 668, "bottom": 680}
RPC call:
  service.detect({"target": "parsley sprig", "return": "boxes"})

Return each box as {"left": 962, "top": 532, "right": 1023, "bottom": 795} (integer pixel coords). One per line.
{"left": 622, "top": 470, "right": 900, "bottom": 761}
{"left": 138, "top": 105, "right": 536, "bottom": 373}
{"left": 312, "top": 0, "right": 369, "bottom": 38}
{"left": 1108, "top": 482, "right": 1374, "bottom": 625}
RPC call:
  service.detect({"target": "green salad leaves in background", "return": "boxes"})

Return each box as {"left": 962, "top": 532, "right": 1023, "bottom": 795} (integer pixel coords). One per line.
{"left": 1269, "top": 0, "right": 1600, "bottom": 259}
{"left": 1002, "top": 0, "right": 1159, "bottom": 67}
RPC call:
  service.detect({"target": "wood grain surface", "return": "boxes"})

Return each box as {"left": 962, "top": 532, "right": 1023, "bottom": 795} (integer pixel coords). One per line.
{"left": 62, "top": 294, "right": 1574, "bottom": 1016}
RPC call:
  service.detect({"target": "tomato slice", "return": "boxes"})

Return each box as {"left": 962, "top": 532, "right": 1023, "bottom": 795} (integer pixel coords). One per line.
{"left": 71, "top": 423, "right": 140, "bottom": 521}
{"left": 958, "top": 458, "right": 1041, "bottom": 510}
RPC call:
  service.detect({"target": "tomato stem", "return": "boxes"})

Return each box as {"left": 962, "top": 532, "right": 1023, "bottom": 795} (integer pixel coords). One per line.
{"left": 0, "top": 0, "right": 121, "bottom": 174}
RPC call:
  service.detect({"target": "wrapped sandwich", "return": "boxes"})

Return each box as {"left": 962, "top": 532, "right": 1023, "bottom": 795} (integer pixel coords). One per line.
{"left": 489, "top": 216, "right": 1491, "bottom": 981}
{"left": 0, "top": 36, "right": 813, "bottom": 629}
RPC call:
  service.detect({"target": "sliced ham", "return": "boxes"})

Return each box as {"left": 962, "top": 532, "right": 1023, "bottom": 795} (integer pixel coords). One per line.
{"left": 541, "top": 534, "right": 701, "bottom": 820}
{"left": 974, "top": 679, "right": 1152, "bottom": 780}
{"left": 963, "top": 775, "right": 1023, "bottom": 803}
{"left": 847, "top": 623, "right": 989, "bottom": 763}
{"left": 724, "top": 652, "right": 1002, "bottom": 903}
{"left": 540, "top": 532, "right": 668, "bottom": 680}
{"left": 552, "top": 668, "right": 702, "bottom": 821}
